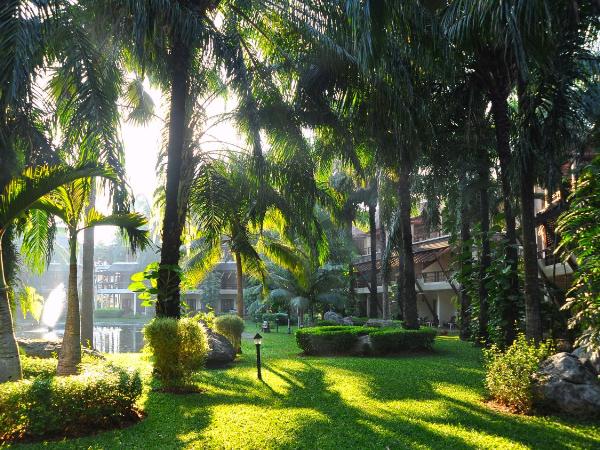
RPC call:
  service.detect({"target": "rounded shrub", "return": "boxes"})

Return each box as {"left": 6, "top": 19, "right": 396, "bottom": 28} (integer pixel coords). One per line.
{"left": 369, "top": 328, "right": 437, "bottom": 354}
{"left": 214, "top": 314, "right": 245, "bottom": 352}
{"left": 143, "top": 317, "right": 209, "bottom": 386}
{"left": 0, "top": 361, "right": 142, "bottom": 441}
{"left": 484, "top": 334, "right": 553, "bottom": 413}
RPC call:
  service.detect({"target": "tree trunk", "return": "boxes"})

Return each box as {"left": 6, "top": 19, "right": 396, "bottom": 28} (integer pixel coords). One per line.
{"left": 398, "top": 163, "right": 418, "bottom": 329}
{"left": 57, "top": 232, "right": 82, "bottom": 376}
{"left": 156, "top": 41, "right": 191, "bottom": 319}
{"left": 234, "top": 251, "right": 244, "bottom": 318}
{"left": 478, "top": 162, "right": 491, "bottom": 343}
{"left": 0, "top": 234, "right": 22, "bottom": 382}
{"left": 459, "top": 193, "right": 472, "bottom": 341}
{"left": 380, "top": 222, "right": 389, "bottom": 320}
{"left": 346, "top": 217, "right": 356, "bottom": 315}
{"left": 520, "top": 165, "right": 543, "bottom": 341}
{"left": 81, "top": 183, "right": 96, "bottom": 347}
{"left": 368, "top": 203, "right": 378, "bottom": 318}
{"left": 489, "top": 87, "right": 518, "bottom": 345}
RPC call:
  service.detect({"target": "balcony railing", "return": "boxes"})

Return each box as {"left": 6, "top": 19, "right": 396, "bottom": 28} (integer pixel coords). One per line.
{"left": 421, "top": 271, "right": 446, "bottom": 283}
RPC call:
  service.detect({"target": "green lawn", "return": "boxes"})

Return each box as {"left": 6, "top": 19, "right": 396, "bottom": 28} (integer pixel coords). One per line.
{"left": 9, "top": 327, "right": 600, "bottom": 450}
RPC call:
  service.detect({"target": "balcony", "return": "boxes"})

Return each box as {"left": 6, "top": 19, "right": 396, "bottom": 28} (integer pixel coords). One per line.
{"left": 421, "top": 271, "right": 446, "bottom": 283}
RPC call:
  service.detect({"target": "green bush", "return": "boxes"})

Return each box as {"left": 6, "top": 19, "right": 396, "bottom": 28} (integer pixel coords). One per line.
{"left": 214, "top": 314, "right": 245, "bottom": 352}
{"left": 369, "top": 328, "right": 437, "bottom": 354}
{"left": 484, "top": 334, "right": 553, "bottom": 413}
{"left": 195, "top": 310, "right": 216, "bottom": 330}
{"left": 143, "top": 317, "right": 209, "bottom": 386}
{"left": 315, "top": 320, "right": 340, "bottom": 327}
{"left": 296, "top": 326, "right": 375, "bottom": 355}
{"left": 21, "top": 356, "right": 57, "bottom": 379}
{"left": 350, "top": 316, "right": 368, "bottom": 326}
{"left": 94, "top": 308, "right": 124, "bottom": 319}
{"left": 0, "top": 361, "right": 141, "bottom": 441}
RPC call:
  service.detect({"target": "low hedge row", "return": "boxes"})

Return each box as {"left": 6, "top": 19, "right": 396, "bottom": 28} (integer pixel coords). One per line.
{"left": 296, "top": 326, "right": 437, "bottom": 356}
{"left": 0, "top": 361, "right": 142, "bottom": 441}
{"left": 94, "top": 308, "right": 124, "bottom": 319}
{"left": 369, "top": 328, "right": 437, "bottom": 354}
{"left": 296, "top": 326, "right": 376, "bottom": 355}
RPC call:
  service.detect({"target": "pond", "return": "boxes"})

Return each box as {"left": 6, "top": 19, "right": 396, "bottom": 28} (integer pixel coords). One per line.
{"left": 16, "top": 323, "right": 145, "bottom": 353}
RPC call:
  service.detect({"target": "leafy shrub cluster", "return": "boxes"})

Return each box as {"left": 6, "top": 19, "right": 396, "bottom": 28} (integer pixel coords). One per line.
{"left": 94, "top": 308, "right": 125, "bottom": 319}
{"left": 296, "top": 326, "right": 374, "bottom": 355}
{"left": 214, "top": 314, "right": 245, "bottom": 352}
{"left": 315, "top": 320, "right": 340, "bottom": 327}
{"left": 0, "top": 361, "right": 142, "bottom": 441}
{"left": 350, "top": 316, "right": 368, "bottom": 326}
{"left": 369, "top": 328, "right": 437, "bottom": 354}
{"left": 194, "top": 310, "right": 216, "bottom": 330}
{"left": 484, "top": 334, "right": 553, "bottom": 413}
{"left": 297, "top": 326, "right": 437, "bottom": 356}
{"left": 143, "top": 317, "right": 209, "bottom": 386}
{"left": 21, "top": 356, "right": 57, "bottom": 379}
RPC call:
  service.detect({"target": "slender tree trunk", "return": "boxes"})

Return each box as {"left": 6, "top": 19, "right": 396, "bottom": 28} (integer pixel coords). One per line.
{"left": 346, "top": 217, "right": 356, "bottom": 315}
{"left": 459, "top": 190, "right": 472, "bottom": 341}
{"left": 81, "top": 183, "right": 96, "bottom": 347}
{"left": 398, "top": 162, "right": 418, "bottom": 329}
{"left": 0, "top": 233, "right": 22, "bottom": 382}
{"left": 157, "top": 41, "right": 191, "bottom": 319}
{"left": 234, "top": 251, "right": 244, "bottom": 318}
{"left": 478, "top": 162, "right": 491, "bottom": 343}
{"left": 520, "top": 166, "right": 543, "bottom": 341}
{"left": 489, "top": 87, "right": 518, "bottom": 345}
{"left": 380, "top": 222, "right": 389, "bottom": 320}
{"left": 368, "top": 203, "right": 378, "bottom": 318}
{"left": 57, "top": 232, "right": 82, "bottom": 376}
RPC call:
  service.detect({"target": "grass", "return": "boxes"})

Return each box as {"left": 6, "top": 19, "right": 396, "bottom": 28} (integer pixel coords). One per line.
{"left": 7, "top": 325, "right": 600, "bottom": 450}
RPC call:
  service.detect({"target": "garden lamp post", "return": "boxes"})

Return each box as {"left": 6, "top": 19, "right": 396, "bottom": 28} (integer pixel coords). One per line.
{"left": 254, "top": 333, "right": 263, "bottom": 380}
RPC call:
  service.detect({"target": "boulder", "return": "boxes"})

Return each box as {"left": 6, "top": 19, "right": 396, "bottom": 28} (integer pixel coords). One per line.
{"left": 342, "top": 317, "right": 354, "bottom": 326}
{"left": 572, "top": 347, "right": 600, "bottom": 376}
{"left": 204, "top": 327, "right": 236, "bottom": 368}
{"left": 532, "top": 352, "right": 600, "bottom": 417}
{"left": 17, "top": 338, "right": 104, "bottom": 359}
{"left": 364, "top": 319, "right": 400, "bottom": 328}
{"left": 323, "top": 311, "right": 345, "bottom": 325}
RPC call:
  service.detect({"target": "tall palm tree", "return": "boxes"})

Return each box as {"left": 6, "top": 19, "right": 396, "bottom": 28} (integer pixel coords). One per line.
{"left": 31, "top": 176, "right": 149, "bottom": 375}
{"left": 0, "top": 164, "right": 112, "bottom": 382}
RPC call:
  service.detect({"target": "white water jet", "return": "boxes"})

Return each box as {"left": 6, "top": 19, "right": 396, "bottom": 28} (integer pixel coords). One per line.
{"left": 40, "top": 283, "right": 66, "bottom": 330}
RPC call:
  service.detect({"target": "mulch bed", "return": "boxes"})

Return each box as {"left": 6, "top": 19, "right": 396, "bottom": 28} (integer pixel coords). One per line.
{"left": 1, "top": 409, "right": 145, "bottom": 444}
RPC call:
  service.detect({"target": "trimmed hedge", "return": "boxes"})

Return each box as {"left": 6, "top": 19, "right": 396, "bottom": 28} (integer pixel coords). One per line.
{"left": 296, "top": 326, "right": 437, "bottom": 356}
{"left": 369, "top": 328, "right": 437, "bottom": 354}
{"left": 143, "top": 317, "right": 209, "bottom": 386}
{"left": 315, "top": 320, "right": 340, "bottom": 327}
{"left": 296, "top": 326, "right": 375, "bottom": 355}
{"left": 0, "top": 361, "right": 142, "bottom": 441}
{"left": 214, "top": 314, "right": 245, "bottom": 352}
{"left": 94, "top": 308, "right": 125, "bottom": 319}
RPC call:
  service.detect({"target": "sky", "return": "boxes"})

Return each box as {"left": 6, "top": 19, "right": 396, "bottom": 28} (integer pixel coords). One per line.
{"left": 95, "top": 82, "right": 244, "bottom": 244}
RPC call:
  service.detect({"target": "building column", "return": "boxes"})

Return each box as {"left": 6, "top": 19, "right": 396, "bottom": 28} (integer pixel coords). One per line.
{"left": 133, "top": 293, "right": 137, "bottom": 316}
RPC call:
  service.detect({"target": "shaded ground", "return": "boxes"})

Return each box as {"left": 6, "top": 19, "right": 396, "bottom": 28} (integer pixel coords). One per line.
{"left": 9, "top": 328, "right": 600, "bottom": 449}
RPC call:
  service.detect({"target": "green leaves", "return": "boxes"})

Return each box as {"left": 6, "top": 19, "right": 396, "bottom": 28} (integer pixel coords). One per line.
{"left": 129, "top": 262, "right": 182, "bottom": 307}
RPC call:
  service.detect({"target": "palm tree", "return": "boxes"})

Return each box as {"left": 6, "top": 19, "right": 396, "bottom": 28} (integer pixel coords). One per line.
{"left": 32, "top": 176, "right": 149, "bottom": 375}
{"left": 0, "top": 163, "right": 112, "bottom": 382}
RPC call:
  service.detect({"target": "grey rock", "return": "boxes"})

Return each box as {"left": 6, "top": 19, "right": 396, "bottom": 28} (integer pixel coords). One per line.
{"left": 532, "top": 352, "right": 600, "bottom": 417}
{"left": 323, "top": 311, "right": 345, "bottom": 324}
{"left": 204, "top": 326, "right": 236, "bottom": 368}
{"left": 364, "top": 319, "right": 400, "bottom": 328}
{"left": 17, "top": 338, "right": 104, "bottom": 359}
{"left": 573, "top": 347, "right": 600, "bottom": 376}
{"left": 342, "top": 317, "right": 354, "bottom": 326}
